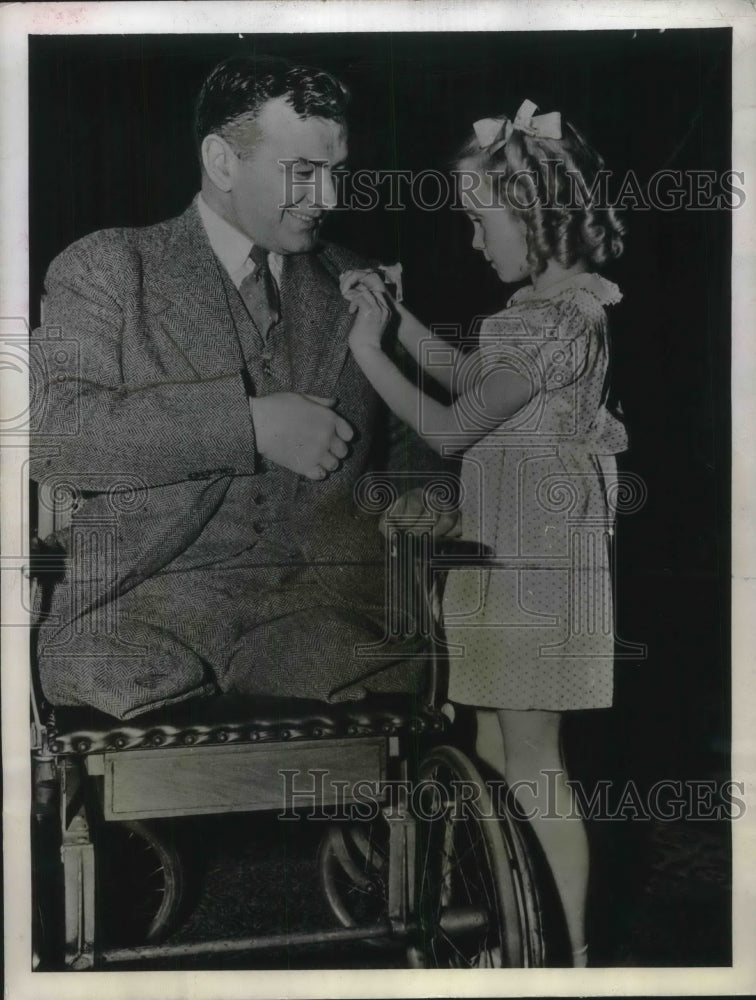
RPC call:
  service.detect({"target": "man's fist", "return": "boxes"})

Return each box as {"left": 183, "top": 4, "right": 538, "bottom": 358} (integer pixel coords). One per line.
{"left": 249, "top": 393, "right": 354, "bottom": 480}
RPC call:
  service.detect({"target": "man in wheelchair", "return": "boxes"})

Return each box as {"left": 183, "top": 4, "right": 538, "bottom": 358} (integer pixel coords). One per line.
{"left": 31, "top": 53, "right": 455, "bottom": 721}
{"left": 30, "top": 51, "right": 548, "bottom": 973}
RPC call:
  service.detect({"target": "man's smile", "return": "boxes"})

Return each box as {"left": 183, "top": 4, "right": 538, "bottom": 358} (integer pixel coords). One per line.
{"left": 286, "top": 207, "right": 322, "bottom": 225}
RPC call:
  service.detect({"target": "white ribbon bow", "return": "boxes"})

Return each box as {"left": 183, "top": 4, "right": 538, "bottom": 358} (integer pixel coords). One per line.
{"left": 473, "top": 100, "right": 562, "bottom": 154}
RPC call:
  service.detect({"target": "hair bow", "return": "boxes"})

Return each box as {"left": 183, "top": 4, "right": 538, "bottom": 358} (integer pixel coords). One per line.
{"left": 473, "top": 100, "right": 562, "bottom": 155}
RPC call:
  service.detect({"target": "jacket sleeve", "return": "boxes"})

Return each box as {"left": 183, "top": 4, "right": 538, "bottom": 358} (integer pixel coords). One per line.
{"left": 30, "top": 236, "right": 258, "bottom": 491}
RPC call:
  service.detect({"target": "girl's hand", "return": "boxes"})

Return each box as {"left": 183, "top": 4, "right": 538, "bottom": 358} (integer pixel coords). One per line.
{"left": 340, "top": 268, "right": 390, "bottom": 312}
{"left": 347, "top": 286, "right": 393, "bottom": 353}
{"left": 340, "top": 263, "right": 403, "bottom": 308}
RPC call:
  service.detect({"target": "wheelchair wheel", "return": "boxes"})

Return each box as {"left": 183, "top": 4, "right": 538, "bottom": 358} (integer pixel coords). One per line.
{"left": 318, "top": 821, "right": 394, "bottom": 947}
{"left": 96, "top": 819, "right": 184, "bottom": 946}
{"left": 409, "top": 745, "right": 544, "bottom": 968}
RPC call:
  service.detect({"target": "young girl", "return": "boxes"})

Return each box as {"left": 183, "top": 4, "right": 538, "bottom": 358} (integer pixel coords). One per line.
{"left": 340, "top": 100, "right": 627, "bottom": 967}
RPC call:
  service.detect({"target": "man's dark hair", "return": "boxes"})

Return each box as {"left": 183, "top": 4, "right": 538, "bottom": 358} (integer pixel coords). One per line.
{"left": 194, "top": 55, "right": 350, "bottom": 158}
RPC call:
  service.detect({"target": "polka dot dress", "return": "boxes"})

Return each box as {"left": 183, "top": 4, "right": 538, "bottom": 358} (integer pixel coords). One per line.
{"left": 444, "top": 272, "right": 628, "bottom": 711}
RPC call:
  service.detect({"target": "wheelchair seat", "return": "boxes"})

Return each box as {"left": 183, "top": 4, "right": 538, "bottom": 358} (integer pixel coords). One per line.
{"left": 45, "top": 691, "right": 446, "bottom": 756}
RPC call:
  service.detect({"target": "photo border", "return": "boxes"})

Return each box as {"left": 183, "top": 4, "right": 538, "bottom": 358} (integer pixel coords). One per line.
{"left": 2, "top": 2, "right": 754, "bottom": 997}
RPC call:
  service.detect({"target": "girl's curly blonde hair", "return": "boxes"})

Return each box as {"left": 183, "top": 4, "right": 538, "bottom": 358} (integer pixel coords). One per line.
{"left": 456, "top": 115, "right": 625, "bottom": 276}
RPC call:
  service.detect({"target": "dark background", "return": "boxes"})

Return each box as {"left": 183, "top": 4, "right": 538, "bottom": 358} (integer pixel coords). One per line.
{"left": 29, "top": 29, "right": 732, "bottom": 963}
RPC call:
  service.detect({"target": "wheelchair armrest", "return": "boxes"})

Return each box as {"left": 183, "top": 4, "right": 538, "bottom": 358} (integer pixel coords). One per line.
{"left": 432, "top": 538, "right": 495, "bottom": 562}
{"left": 427, "top": 537, "right": 498, "bottom": 572}
{"left": 390, "top": 531, "right": 494, "bottom": 568}
{"left": 28, "top": 535, "right": 69, "bottom": 746}
{"left": 29, "top": 533, "right": 67, "bottom": 582}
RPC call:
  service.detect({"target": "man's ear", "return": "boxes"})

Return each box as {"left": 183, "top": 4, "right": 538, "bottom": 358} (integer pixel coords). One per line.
{"left": 201, "top": 134, "right": 236, "bottom": 193}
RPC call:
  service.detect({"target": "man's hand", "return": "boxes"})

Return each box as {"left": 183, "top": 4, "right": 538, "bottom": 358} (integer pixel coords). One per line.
{"left": 249, "top": 393, "right": 354, "bottom": 480}
{"left": 378, "top": 486, "right": 462, "bottom": 539}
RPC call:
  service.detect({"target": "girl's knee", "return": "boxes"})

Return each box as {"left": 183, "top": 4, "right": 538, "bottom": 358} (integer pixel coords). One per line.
{"left": 497, "top": 709, "right": 564, "bottom": 778}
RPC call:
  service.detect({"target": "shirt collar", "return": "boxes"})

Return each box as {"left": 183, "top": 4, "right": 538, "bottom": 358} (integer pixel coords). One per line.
{"left": 196, "top": 192, "right": 282, "bottom": 288}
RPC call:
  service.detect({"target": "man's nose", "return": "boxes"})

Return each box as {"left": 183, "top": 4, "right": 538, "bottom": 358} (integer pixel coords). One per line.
{"left": 311, "top": 169, "right": 338, "bottom": 210}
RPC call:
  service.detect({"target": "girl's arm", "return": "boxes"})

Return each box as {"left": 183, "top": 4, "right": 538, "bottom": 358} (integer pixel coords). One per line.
{"left": 392, "top": 301, "right": 461, "bottom": 395}
{"left": 348, "top": 288, "right": 533, "bottom": 456}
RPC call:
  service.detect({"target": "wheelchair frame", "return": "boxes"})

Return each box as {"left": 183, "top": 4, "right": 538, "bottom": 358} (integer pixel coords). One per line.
{"left": 29, "top": 503, "right": 546, "bottom": 971}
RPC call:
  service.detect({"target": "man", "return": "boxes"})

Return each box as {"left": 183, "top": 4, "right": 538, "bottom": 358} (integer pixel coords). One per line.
{"left": 31, "top": 55, "right": 453, "bottom": 720}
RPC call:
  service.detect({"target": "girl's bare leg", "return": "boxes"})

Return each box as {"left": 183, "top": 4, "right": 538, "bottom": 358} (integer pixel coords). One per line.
{"left": 474, "top": 707, "right": 590, "bottom": 966}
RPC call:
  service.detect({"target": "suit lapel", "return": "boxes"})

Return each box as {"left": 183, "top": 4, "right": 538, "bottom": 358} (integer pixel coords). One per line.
{"left": 146, "top": 201, "right": 257, "bottom": 377}
{"left": 145, "top": 203, "right": 352, "bottom": 389}
{"left": 281, "top": 250, "right": 353, "bottom": 396}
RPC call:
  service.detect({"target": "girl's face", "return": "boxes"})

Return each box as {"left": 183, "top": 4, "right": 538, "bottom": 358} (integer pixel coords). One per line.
{"left": 460, "top": 172, "right": 531, "bottom": 284}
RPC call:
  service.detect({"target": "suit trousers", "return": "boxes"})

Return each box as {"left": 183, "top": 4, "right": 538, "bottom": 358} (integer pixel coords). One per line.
{"left": 38, "top": 537, "right": 427, "bottom": 720}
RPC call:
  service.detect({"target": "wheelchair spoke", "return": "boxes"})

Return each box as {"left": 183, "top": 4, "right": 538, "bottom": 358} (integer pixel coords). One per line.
{"left": 318, "top": 820, "right": 394, "bottom": 949}
{"left": 433, "top": 926, "right": 468, "bottom": 966}
{"left": 96, "top": 820, "right": 184, "bottom": 947}
{"left": 412, "top": 745, "right": 543, "bottom": 968}
{"left": 351, "top": 826, "right": 388, "bottom": 872}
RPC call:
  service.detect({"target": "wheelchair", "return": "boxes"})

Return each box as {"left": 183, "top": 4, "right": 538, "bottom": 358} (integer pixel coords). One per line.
{"left": 29, "top": 479, "right": 547, "bottom": 971}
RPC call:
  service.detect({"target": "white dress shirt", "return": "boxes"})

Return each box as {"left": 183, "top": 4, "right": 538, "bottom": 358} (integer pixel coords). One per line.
{"left": 197, "top": 192, "right": 283, "bottom": 289}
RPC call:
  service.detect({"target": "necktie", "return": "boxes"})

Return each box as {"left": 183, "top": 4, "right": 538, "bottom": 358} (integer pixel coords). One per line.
{"left": 239, "top": 245, "right": 279, "bottom": 341}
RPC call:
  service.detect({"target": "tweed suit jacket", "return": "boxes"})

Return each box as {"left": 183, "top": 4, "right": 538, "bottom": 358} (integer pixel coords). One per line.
{"left": 32, "top": 200, "right": 440, "bottom": 715}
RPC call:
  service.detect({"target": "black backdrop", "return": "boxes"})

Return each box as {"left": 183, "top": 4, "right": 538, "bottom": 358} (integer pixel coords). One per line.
{"left": 29, "top": 29, "right": 731, "bottom": 797}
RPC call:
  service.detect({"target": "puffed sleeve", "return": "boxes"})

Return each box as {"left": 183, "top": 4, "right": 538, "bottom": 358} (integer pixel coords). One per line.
{"left": 479, "top": 291, "right": 601, "bottom": 399}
